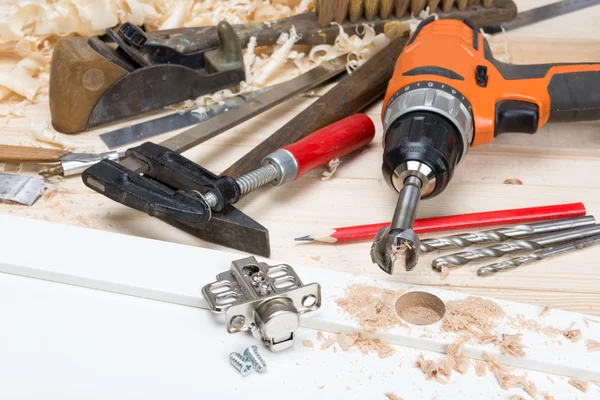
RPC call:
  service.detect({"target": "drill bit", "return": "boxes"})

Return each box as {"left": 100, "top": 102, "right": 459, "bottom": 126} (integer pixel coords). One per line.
{"left": 420, "top": 216, "right": 596, "bottom": 252}
{"left": 477, "top": 234, "right": 600, "bottom": 276}
{"left": 432, "top": 224, "right": 600, "bottom": 270}
{"left": 371, "top": 175, "right": 422, "bottom": 274}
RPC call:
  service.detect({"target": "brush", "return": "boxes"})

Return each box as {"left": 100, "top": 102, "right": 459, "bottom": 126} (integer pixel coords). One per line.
{"left": 316, "top": 0, "right": 496, "bottom": 26}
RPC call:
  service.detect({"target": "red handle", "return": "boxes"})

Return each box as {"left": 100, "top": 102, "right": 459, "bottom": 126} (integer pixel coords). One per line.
{"left": 282, "top": 114, "right": 375, "bottom": 178}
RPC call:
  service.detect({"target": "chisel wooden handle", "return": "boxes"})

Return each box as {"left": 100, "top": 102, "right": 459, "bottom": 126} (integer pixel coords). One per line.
{"left": 0, "top": 145, "right": 70, "bottom": 163}
{"left": 222, "top": 34, "right": 409, "bottom": 178}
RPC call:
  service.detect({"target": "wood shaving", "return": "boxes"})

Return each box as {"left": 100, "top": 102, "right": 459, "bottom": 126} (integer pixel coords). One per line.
{"left": 484, "top": 352, "right": 512, "bottom": 373}
{"left": 29, "top": 120, "right": 93, "bottom": 152}
{"left": 546, "top": 376, "right": 555, "bottom": 384}
{"left": 336, "top": 284, "right": 405, "bottom": 332}
{"left": 509, "top": 396, "right": 526, "bottom": 400}
{"left": 447, "top": 339, "right": 470, "bottom": 374}
{"left": 303, "top": 340, "right": 313, "bottom": 348}
{"left": 321, "top": 158, "right": 341, "bottom": 181}
{"left": 568, "top": 379, "right": 589, "bottom": 392}
{"left": 385, "top": 393, "right": 403, "bottom": 400}
{"left": 499, "top": 334, "right": 525, "bottom": 357}
{"left": 523, "top": 380, "right": 537, "bottom": 398}
{"left": 504, "top": 179, "right": 523, "bottom": 185}
{"left": 563, "top": 329, "right": 581, "bottom": 342}
{"left": 415, "top": 354, "right": 451, "bottom": 384}
{"left": 440, "top": 266, "right": 450, "bottom": 281}
{"left": 542, "top": 393, "right": 555, "bottom": 400}
{"left": 474, "top": 360, "right": 487, "bottom": 376}
{"left": 539, "top": 305, "right": 550, "bottom": 317}
{"left": 587, "top": 338, "right": 600, "bottom": 352}
{"left": 442, "top": 297, "right": 505, "bottom": 338}
{"left": 316, "top": 331, "right": 324, "bottom": 340}
{"left": 479, "top": 334, "right": 498, "bottom": 345}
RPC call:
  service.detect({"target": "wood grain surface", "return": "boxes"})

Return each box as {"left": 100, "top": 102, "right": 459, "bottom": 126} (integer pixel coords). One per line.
{"left": 1, "top": 0, "right": 599, "bottom": 315}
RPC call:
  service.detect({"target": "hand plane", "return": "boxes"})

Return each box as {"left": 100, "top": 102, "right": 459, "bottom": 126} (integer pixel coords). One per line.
{"left": 50, "top": 21, "right": 245, "bottom": 134}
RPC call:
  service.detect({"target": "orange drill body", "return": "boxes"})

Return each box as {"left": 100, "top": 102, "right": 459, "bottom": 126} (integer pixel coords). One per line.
{"left": 383, "top": 18, "right": 600, "bottom": 147}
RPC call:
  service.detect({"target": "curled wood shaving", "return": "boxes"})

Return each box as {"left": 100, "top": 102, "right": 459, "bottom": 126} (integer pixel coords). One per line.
{"left": 415, "top": 354, "right": 451, "bottom": 384}
{"left": 479, "top": 334, "right": 498, "bottom": 345}
{"left": 568, "top": 379, "right": 589, "bottom": 392}
{"left": 523, "top": 380, "right": 537, "bottom": 399}
{"left": 563, "top": 329, "right": 581, "bottom": 342}
{"left": 385, "top": 393, "right": 403, "bottom": 400}
{"left": 542, "top": 393, "right": 555, "bottom": 400}
{"left": 29, "top": 121, "right": 93, "bottom": 152}
{"left": 321, "top": 158, "right": 341, "bottom": 181}
{"left": 499, "top": 333, "right": 525, "bottom": 358}
{"left": 587, "top": 338, "right": 600, "bottom": 352}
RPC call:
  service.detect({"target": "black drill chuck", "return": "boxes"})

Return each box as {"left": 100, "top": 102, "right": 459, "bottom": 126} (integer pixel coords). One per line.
{"left": 382, "top": 111, "right": 464, "bottom": 199}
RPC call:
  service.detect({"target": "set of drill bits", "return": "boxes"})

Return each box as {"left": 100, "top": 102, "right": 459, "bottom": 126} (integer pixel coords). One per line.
{"left": 421, "top": 216, "right": 600, "bottom": 276}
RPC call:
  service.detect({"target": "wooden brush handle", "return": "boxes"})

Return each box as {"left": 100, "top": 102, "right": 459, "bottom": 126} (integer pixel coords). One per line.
{"left": 0, "top": 145, "right": 70, "bottom": 163}
{"left": 222, "top": 33, "right": 408, "bottom": 178}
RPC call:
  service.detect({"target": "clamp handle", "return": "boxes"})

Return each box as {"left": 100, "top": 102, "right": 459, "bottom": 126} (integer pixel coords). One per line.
{"left": 281, "top": 114, "right": 375, "bottom": 179}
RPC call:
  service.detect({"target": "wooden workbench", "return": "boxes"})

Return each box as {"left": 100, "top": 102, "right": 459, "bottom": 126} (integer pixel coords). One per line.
{"left": 1, "top": 0, "right": 599, "bottom": 316}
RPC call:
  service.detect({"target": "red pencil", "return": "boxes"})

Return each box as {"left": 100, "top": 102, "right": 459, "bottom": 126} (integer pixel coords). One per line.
{"left": 295, "top": 203, "right": 587, "bottom": 244}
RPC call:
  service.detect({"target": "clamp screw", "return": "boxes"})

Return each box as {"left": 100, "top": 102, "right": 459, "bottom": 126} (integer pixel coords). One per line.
{"left": 229, "top": 352, "right": 253, "bottom": 376}
{"left": 244, "top": 345, "right": 267, "bottom": 373}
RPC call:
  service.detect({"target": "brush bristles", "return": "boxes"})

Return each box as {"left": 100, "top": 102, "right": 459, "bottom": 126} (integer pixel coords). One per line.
{"left": 317, "top": 0, "right": 495, "bottom": 26}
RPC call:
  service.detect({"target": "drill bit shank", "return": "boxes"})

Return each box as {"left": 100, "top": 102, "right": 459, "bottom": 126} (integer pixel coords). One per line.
{"left": 420, "top": 216, "right": 596, "bottom": 252}
{"left": 432, "top": 224, "right": 600, "bottom": 270}
{"left": 371, "top": 175, "right": 423, "bottom": 274}
{"left": 477, "top": 233, "right": 600, "bottom": 276}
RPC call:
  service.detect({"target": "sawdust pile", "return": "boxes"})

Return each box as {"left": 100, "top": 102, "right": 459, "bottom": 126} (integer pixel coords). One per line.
{"left": 588, "top": 338, "right": 600, "bottom": 352}
{"left": 499, "top": 333, "right": 525, "bottom": 357}
{"left": 319, "top": 331, "right": 395, "bottom": 359}
{"left": 568, "top": 379, "right": 589, "bottom": 392}
{"left": 384, "top": 393, "right": 403, "bottom": 400}
{"left": 336, "top": 284, "right": 406, "bottom": 332}
{"left": 442, "top": 296, "right": 505, "bottom": 339}
{"left": 508, "top": 314, "right": 562, "bottom": 338}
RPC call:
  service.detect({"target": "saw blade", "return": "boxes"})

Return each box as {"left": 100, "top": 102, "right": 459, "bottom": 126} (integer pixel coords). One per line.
{"left": 483, "top": 0, "right": 600, "bottom": 34}
{"left": 99, "top": 88, "right": 269, "bottom": 149}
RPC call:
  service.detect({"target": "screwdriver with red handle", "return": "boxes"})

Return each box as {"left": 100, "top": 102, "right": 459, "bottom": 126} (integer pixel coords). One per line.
{"left": 200, "top": 113, "right": 375, "bottom": 216}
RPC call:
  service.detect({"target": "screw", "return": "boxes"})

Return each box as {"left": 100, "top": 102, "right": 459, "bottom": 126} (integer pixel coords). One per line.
{"left": 229, "top": 352, "right": 253, "bottom": 376}
{"left": 244, "top": 345, "right": 267, "bottom": 373}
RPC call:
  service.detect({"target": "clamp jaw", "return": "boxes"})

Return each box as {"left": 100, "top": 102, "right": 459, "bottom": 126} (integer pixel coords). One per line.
{"left": 82, "top": 142, "right": 270, "bottom": 256}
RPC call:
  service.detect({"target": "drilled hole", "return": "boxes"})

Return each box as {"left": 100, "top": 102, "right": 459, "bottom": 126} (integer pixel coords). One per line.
{"left": 302, "top": 294, "right": 317, "bottom": 308}
{"left": 274, "top": 276, "right": 296, "bottom": 289}
{"left": 209, "top": 281, "right": 231, "bottom": 294}
{"left": 395, "top": 291, "right": 446, "bottom": 326}
{"left": 267, "top": 265, "right": 289, "bottom": 279}
{"left": 215, "top": 292, "right": 238, "bottom": 305}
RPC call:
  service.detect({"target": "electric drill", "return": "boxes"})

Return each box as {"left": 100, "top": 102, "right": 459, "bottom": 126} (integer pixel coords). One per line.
{"left": 371, "top": 17, "right": 600, "bottom": 274}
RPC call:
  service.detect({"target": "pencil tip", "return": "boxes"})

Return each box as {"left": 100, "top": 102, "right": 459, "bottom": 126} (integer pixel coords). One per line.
{"left": 295, "top": 235, "right": 314, "bottom": 242}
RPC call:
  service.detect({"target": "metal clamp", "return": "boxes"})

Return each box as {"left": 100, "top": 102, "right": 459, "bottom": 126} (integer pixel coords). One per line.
{"left": 202, "top": 256, "right": 321, "bottom": 352}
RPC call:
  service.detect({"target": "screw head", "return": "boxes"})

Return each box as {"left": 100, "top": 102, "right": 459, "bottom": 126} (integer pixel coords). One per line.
{"left": 230, "top": 315, "right": 246, "bottom": 330}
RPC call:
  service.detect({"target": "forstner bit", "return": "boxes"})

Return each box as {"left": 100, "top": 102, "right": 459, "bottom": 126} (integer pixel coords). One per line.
{"left": 477, "top": 234, "right": 600, "bottom": 276}
{"left": 432, "top": 224, "right": 600, "bottom": 270}
{"left": 420, "top": 216, "right": 596, "bottom": 252}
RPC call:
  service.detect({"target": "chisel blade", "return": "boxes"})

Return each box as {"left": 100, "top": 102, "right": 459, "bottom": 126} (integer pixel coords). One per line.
{"left": 0, "top": 173, "right": 44, "bottom": 206}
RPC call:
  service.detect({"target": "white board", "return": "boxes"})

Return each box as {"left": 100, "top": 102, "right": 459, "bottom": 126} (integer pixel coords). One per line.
{"left": 0, "top": 214, "right": 599, "bottom": 382}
